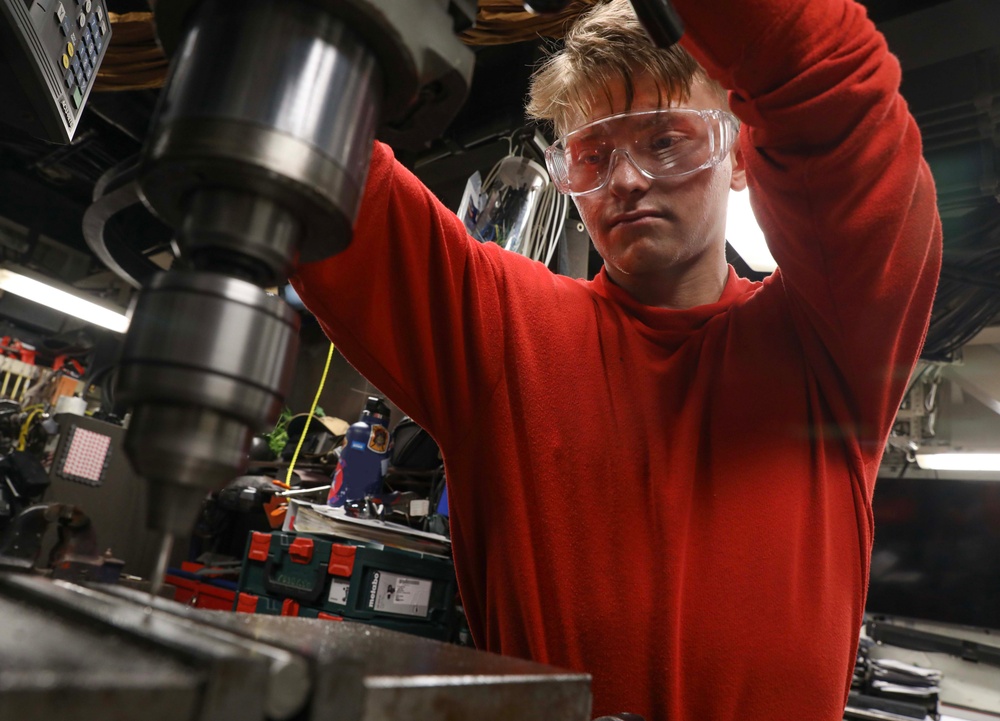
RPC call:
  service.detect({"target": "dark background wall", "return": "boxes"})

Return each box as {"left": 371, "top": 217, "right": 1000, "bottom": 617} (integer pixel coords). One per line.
{"left": 868, "top": 476, "right": 1000, "bottom": 629}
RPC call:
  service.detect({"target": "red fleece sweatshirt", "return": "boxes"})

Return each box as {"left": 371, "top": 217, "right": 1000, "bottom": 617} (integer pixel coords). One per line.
{"left": 293, "top": 0, "right": 942, "bottom": 718}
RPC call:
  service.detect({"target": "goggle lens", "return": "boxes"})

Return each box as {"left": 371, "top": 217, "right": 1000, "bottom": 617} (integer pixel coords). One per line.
{"left": 545, "top": 108, "right": 738, "bottom": 196}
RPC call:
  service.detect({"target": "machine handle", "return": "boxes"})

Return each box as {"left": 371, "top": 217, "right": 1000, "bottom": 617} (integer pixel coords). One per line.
{"left": 523, "top": 0, "right": 572, "bottom": 10}
{"left": 628, "top": 0, "right": 684, "bottom": 48}
{"left": 83, "top": 156, "right": 172, "bottom": 289}
{"left": 522, "top": 1, "right": 683, "bottom": 48}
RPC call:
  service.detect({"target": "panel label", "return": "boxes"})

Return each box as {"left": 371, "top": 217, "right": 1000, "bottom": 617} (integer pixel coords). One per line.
{"left": 328, "top": 579, "right": 350, "bottom": 606}
{"left": 369, "top": 571, "right": 432, "bottom": 618}
{"left": 60, "top": 97, "right": 73, "bottom": 125}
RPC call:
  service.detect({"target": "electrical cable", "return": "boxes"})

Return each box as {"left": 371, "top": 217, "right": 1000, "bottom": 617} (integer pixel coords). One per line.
{"left": 17, "top": 407, "right": 43, "bottom": 451}
{"left": 543, "top": 190, "right": 570, "bottom": 267}
{"left": 900, "top": 362, "right": 933, "bottom": 403}
{"left": 518, "top": 139, "right": 570, "bottom": 267}
{"left": 472, "top": 131, "right": 570, "bottom": 265}
{"left": 284, "top": 341, "right": 335, "bottom": 488}
{"left": 922, "top": 209, "right": 1000, "bottom": 360}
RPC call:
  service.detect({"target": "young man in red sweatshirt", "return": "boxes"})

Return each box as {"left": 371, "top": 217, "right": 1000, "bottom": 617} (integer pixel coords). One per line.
{"left": 293, "top": 0, "right": 942, "bottom": 718}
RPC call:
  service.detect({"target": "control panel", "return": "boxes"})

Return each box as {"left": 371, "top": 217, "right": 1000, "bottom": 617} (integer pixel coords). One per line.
{"left": 0, "top": 0, "right": 112, "bottom": 143}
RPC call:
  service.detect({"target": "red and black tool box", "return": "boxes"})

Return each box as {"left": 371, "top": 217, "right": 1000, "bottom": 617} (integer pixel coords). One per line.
{"left": 166, "top": 562, "right": 238, "bottom": 610}
{"left": 235, "top": 531, "right": 456, "bottom": 641}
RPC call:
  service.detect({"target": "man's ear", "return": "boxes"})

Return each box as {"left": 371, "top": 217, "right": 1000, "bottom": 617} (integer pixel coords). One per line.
{"left": 730, "top": 144, "right": 747, "bottom": 192}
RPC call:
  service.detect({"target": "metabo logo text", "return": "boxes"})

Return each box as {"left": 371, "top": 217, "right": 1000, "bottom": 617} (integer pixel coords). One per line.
{"left": 276, "top": 574, "right": 311, "bottom": 591}
{"left": 369, "top": 572, "right": 379, "bottom": 607}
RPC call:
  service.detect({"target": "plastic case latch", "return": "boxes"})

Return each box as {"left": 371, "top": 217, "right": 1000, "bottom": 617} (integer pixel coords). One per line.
{"left": 248, "top": 532, "right": 272, "bottom": 562}
{"left": 288, "top": 537, "right": 314, "bottom": 565}
{"left": 328, "top": 544, "right": 357, "bottom": 577}
{"left": 236, "top": 592, "right": 259, "bottom": 613}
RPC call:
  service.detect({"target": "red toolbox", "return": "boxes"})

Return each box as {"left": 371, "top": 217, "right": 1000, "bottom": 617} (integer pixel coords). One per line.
{"left": 166, "top": 562, "right": 238, "bottom": 610}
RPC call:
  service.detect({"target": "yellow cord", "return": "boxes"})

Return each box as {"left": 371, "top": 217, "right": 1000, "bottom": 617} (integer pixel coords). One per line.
{"left": 284, "top": 341, "right": 335, "bottom": 487}
{"left": 17, "top": 408, "right": 42, "bottom": 451}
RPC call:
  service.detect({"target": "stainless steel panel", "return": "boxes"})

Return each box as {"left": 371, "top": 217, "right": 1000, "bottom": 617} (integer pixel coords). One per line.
{"left": 0, "top": 590, "right": 201, "bottom": 721}
{"left": 0, "top": 574, "right": 593, "bottom": 721}
{"left": 190, "top": 612, "right": 594, "bottom": 721}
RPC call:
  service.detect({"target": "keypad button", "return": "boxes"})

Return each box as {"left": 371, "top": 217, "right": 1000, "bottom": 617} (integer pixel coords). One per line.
{"left": 61, "top": 53, "right": 70, "bottom": 69}
{"left": 82, "top": 28, "right": 91, "bottom": 45}
{"left": 85, "top": 0, "right": 92, "bottom": 12}
{"left": 87, "top": 41, "right": 95, "bottom": 56}
{"left": 99, "top": 20, "right": 107, "bottom": 35}
{"left": 77, "top": 13, "right": 86, "bottom": 28}
{"left": 72, "top": 86, "right": 83, "bottom": 109}
{"left": 65, "top": 71, "right": 75, "bottom": 89}
{"left": 88, "top": 48, "right": 96, "bottom": 65}
{"left": 96, "top": 5, "right": 102, "bottom": 21}
{"left": 60, "top": 18, "right": 72, "bottom": 36}
{"left": 95, "top": 36, "right": 103, "bottom": 53}
{"left": 66, "top": 41, "right": 74, "bottom": 57}
{"left": 70, "top": 54, "right": 80, "bottom": 72}
{"left": 56, "top": 3, "right": 66, "bottom": 22}
{"left": 83, "top": 60, "right": 93, "bottom": 80}
{"left": 88, "top": 13, "right": 97, "bottom": 28}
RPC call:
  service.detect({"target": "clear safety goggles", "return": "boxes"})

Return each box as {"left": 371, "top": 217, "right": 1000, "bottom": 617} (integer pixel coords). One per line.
{"left": 544, "top": 108, "right": 739, "bottom": 196}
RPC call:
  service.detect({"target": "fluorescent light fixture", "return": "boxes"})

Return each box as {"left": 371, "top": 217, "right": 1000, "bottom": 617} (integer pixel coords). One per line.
{"left": 914, "top": 452, "right": 1000, "bottom": 472}
{"left": 0, "top": 268, "right": 130, "bottom": 334}
{"left": 726, "top": 188, "right": 777, "bottom": 273}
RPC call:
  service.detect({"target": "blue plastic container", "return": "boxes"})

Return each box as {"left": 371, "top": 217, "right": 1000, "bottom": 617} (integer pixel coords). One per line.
{"left": 328, "top": 397, "right": 391, "bottom": 507}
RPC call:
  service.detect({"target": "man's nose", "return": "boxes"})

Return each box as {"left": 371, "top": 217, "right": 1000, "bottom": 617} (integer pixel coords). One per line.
{"left": 606, "top": 149, "right": 652, "bottom": 195}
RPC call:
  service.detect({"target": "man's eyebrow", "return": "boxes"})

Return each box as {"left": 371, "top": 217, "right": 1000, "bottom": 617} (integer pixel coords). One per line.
{"left": 570, "top": 128, "right": 611, "bottom": 143}
{"left": 638, "top": 113, "right": 684, "bottom": 130}
{"left": 637, "top": 117, "right": 668, "bottom": 130}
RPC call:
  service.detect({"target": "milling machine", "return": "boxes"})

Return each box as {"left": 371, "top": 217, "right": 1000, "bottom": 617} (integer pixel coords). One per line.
{"left": 0, "top": 1, "right": 681, "bottom": 718}
{"left": 85, "top": 0, "right": 479, "bottom": 589}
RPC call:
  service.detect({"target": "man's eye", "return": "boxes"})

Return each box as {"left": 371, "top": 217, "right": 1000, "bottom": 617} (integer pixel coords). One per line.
{"left": 651, "top": 134, "right": 684, "bottom": 151}
{"left": 574, "top": 149, "right": 606, "bottom": 165}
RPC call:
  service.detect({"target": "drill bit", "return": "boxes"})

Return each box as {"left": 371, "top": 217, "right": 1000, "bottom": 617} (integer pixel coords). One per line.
{"left": 148, "top": 530, "right": 174, "bottom": 601}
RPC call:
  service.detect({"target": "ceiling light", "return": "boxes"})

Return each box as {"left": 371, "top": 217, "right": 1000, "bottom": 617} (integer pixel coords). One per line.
{"left": 914, "top": 451, "right": 1000, "bottom": 472}
{"left": 0, "top": 267, "right": 130, "bottom": 334}
{"left": 726, "top": 188, "right": 777, "bottom": 273}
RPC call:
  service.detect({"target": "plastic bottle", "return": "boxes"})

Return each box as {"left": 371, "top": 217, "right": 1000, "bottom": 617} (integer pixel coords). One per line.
{"left": 327, "top": 397, "right": 391, "bottom": 507}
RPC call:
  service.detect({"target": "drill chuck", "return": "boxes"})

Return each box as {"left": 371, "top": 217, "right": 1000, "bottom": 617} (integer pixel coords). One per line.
{"left": 117, "top": 272, "right": 300, "bottom": 535}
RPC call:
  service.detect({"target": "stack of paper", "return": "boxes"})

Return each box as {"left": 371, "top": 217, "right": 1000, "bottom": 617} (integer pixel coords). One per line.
{"left": 283, "top": 500, "right": 452, "bottom": 558}
{"left": 846, "top": 638, "right": 941, "bottom": 720}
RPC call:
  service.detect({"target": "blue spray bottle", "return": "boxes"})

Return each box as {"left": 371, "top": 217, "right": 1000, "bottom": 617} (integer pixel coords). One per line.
{"left": 328, "top": 397, "right": 391, "bottom": 507}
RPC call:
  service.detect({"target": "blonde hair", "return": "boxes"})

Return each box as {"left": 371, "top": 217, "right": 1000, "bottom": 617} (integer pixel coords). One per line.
{"left": 526, "top": 0, "right": 726, "bottom": 135}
